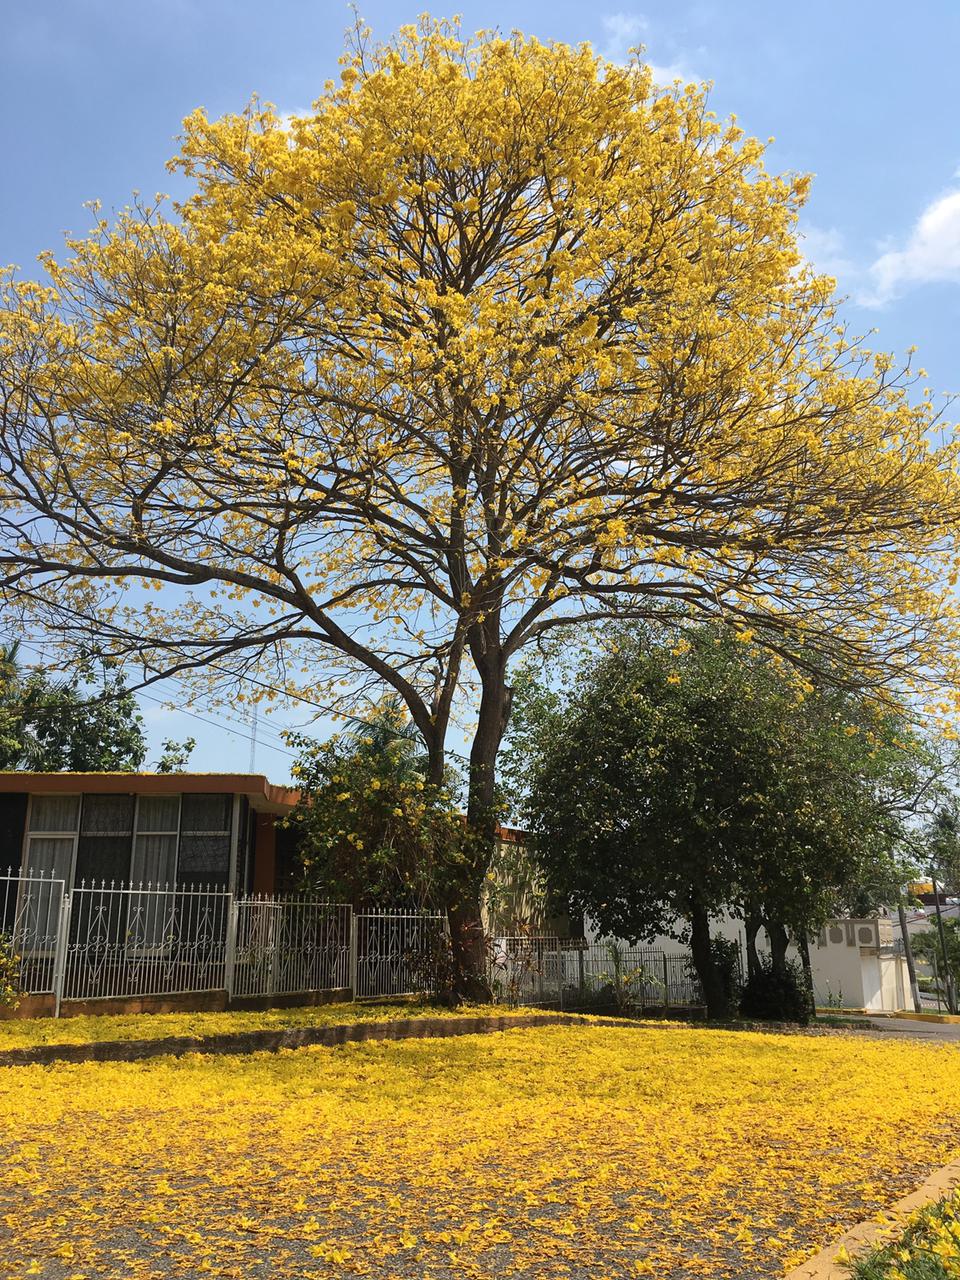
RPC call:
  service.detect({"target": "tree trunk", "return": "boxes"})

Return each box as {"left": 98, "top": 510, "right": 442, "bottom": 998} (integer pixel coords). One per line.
{"left": 798, "top": 927, "right": 815, "bottom": 1016}
{"left": 744, "top": 909, "right": 763, "bottom": 980}
{"left": 767, "top": 919, "right": 790, "bottom": 976}
{"left": 898, "top": 897, "right": 923, "bottom": 1013}
{"left": 688, "top": 895, "right": 727, "bottom": 1020}
{"left": 446, "top": 661, "right": 513, "bottom": 1002}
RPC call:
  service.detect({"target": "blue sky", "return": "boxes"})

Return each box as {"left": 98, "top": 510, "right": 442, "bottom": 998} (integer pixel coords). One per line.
{"left": 4, "top": 0, "right": 960, "bottom": 778}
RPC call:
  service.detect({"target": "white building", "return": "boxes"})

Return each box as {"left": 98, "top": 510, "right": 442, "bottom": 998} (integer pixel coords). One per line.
{"left": 586, "top": 911, "right": 912, "bottom": 1013}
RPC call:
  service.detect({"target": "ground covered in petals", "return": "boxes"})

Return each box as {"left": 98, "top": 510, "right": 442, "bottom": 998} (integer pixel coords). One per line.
{"left": 2, "top": 1023, "right": 960, "bottom": 1279}
{"left": 0, "top": 1000, "right": 549, "bottom": 1050}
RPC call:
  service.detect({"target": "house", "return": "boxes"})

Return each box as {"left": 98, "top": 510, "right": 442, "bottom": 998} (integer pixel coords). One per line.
{"left": 0, "top": 771, "right": 529, "bottom": 903}
{"left": 0, "top": 771, "right": 521, "bottom": 1019}
{"left": 0, "top": 772, "right": 299, "bottom": 895}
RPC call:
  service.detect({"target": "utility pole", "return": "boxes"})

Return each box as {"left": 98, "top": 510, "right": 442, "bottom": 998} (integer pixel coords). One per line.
{"left": 248, "top": 702, "right": 258, "bottom": 774}
{"left": 931, "top": 875, "right": 957, "bottom": 1014}
{"left": 897, "top": 896, "right": 923, "bottom": 1013}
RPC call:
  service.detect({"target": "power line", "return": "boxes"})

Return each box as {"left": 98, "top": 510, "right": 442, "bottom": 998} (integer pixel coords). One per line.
{"left": 0, "top": 587, "right": 474, "bottom": 763}
{"left": 1, "top": 634, "right": 299, "bottom": 762}
{"left": 137, "top": 687, "right": 297, "bottom": 761}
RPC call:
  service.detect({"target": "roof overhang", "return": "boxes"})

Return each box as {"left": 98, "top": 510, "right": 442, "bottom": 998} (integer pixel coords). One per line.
{"left": 0, "top": 772, "right": 300, "bottom": 815}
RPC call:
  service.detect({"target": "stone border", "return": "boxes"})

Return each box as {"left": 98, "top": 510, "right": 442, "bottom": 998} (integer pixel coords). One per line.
{"left": 785, "top": 1155, "right": 960, "bottom": 1280}
{"left": 0, "top": 1012, "right": 609, "bottom": 1068}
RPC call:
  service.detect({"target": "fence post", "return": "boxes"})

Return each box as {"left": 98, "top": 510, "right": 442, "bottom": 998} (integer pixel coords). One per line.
{"left": 224, "top": 897, "right": 238, "bottom": 1004}
{"left": 662, "top": 951, "right": 670, "bottom": 1010}
{"left": 52, "top": 892, "right": 72, "bottom": 1019}
{"left": 348, "top": 908, "right": 359, "bottom": 1000}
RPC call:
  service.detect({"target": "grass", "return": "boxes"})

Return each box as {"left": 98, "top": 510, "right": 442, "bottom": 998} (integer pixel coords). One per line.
{"left": 850, "top": 1191, "right": 960, "bottom": 1279}
{"left": 0, "top": 998, "right": 549, "bottom": 1050}
{"left": 3, "top": 1022, "right": 960, "bottom": 1278}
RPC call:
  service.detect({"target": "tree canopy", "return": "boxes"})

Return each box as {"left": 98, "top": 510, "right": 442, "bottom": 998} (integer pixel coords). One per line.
{"left": 917, "top": 805, "right": 960, "bottom": 896}
{"left": 0, "top": 643, "right": 147, "bottom": 772}
{"left": 1, "top": 18, "right": 957, "bottom": 983}
{"left": 511, "top": 629, "right": 927, "bottom": 1015}
{"left": 285, "top": 700, "right": 464, "bottom": 909}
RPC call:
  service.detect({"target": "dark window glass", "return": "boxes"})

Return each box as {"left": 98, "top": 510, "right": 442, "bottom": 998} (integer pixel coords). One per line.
{"left": 75, "top": 795, "right": 134, "bottom": 885}
{"left": 178, "top": 833, "right": 230, "bottom": 886}
{"left": 81, "top": 795, "right": 135, "bottom": 835}
{"left": 0, "top": 793, "right": 27, "bottom": 876}
{"left": 275, "top": 823, "right": 303, "bottom": 894}
{"left": 178, "top": 796, "right": 231, "bottom": 887}
{"left": 0, "top": 793, "right": 28, "bottom": 932}
{"left": 181, "top": 795, "right": 231, "bottom": 832}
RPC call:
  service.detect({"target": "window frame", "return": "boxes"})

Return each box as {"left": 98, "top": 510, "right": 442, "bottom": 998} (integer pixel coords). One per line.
{"left": 21, "top": 793, "right": 81, "bottom": 888}
{"left": 131, "top": 794, "right": 182, "bottom": 889}
{"left": 18, "top": 794, "right": 80, "bottom": 958}
{"left": 18, "top": 791, "right": 242, "bottom": 895}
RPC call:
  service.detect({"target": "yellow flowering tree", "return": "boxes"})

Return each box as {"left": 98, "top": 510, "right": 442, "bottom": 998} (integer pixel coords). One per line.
{"left": 1, "top": 17, "right": 959, "bottom": 990}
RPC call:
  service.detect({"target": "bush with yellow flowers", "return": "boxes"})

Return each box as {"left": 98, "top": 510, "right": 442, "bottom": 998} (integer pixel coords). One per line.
{"left": 851, "top": 1191, "right": 960, "bottom": 1280}
{"left": 285, "top": 699, "right": 466, "bottom": 908}
{"left": 0, "top": 932, "right": 20, "bottom": 1008}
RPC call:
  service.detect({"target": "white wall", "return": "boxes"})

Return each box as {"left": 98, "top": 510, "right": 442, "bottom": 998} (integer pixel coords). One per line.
{"left": 586, "top": 911, "right": 911, "bottom": 1012}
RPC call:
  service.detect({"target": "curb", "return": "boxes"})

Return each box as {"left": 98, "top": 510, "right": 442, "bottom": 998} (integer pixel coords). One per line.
{"left": 871, "top": 1011, "right": 960, "bottom": 1026}
{"left": 0, "top": 1012, "right": 605, "bottom": 1068}
{"left": 784, "top": 1155, "right": 960, "bottom": 1280}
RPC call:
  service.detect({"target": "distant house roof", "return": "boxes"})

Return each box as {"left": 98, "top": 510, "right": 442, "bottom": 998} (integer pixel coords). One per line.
{"left": 0, "top": 772, "right": 298, "bottom": 814}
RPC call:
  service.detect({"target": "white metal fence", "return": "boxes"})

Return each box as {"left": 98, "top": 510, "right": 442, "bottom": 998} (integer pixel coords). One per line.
{"left": 60, "top": 881, "right": 233, "bottom": 1003}
{"left": 0, "top": 870, "right": 65, "bottom": 995}
{"left": 354, "top": 908, "right": 446, "bottom": 999}
{"left": 489, "top": 936, "right": 703, "bottom": 1011}
{"left": 1, "top": 870, "right": 446, "bottom": 1015}
{"left": 230, "top": 898, "right": 352, "bottom": 999}
{"left": 1, "top": 871, "right": 701, "bottom": 1019}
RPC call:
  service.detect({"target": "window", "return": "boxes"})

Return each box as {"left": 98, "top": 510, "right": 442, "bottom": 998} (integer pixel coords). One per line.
{"left": 233, "top": 799, "right": 253, "bottom": 895}
{"left": 24, "top": 795, "right": 80, "bottom": 885}
{"left": 19, "top": 791, "right": 237, "bottom": 893}
{"left": 132, "top": 796, "right": 180, "bottom": 887}
{"left": 75, "top": 795, "right": 135, "bottom": 885}
{"left": 178, "top": 795, "right": 231, "bottom": 887}
{"left": 0, "top": 793, "right": 27, "bottom": 881}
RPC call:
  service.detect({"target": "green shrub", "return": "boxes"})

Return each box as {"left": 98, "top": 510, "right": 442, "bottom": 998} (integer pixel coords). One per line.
{"left": 712, "top": 936, "right": 743, "bottom": 1015}
{"left": 739, "top": 956, "right": 812, "bottom": 1024}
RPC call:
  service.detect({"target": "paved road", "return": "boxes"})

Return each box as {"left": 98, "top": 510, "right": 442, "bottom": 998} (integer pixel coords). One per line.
{"left": 861, "top": 1016, "right": 960, "bottom": 1041}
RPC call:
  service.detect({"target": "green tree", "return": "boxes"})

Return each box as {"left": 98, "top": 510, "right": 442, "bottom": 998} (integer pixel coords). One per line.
{"left": 286, "top": 701, "right": 465, "bottom": 909}
{"left": 511, "top": 628, "right": 923, "bottom": 1018}
{"left": 0, "top": 643, "right": 146, "bottom": 772}
{"left": 911, "top": 918, "right": 960, "bottom": 992}
{"left": 154, "top": 737, "right": 197, "bottom": 774}
{"left": 918, "top": 805, "right": 960, "bottom": 896}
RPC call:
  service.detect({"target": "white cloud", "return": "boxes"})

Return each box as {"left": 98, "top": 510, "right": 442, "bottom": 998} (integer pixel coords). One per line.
{"left": 599, "top": 12, "right": 698, "bottom": 84}
{"left": 599, "top": 12, "right": 647, "bottom": 63}
{"left": 647, "top": 59, "right": 698, "bottom": 85}
{"left": 865, "top": 188, "right": 960, "bottom": 305}
{"left": 796, "top": 223, "right": 857, "bottom": 283}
